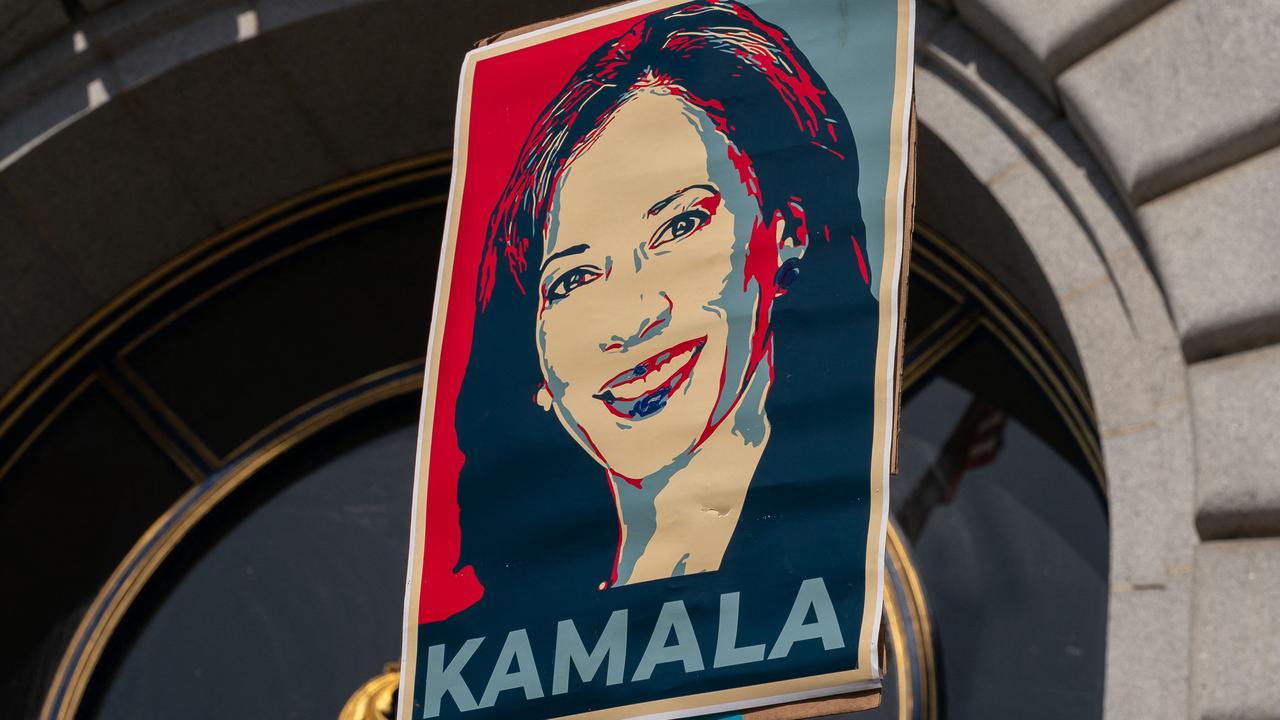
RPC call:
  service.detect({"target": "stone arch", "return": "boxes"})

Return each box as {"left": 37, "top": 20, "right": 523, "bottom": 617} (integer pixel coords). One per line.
{"left": 913, "top": 10, "right": 1195, "bottom": 718}
{"left": 8, "top": 0, "right": 1276, "bottom": 717}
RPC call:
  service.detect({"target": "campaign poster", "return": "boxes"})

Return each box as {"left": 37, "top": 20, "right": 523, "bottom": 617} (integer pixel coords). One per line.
{"left": 399, "top": 1, "right": 915, "bottom": 718}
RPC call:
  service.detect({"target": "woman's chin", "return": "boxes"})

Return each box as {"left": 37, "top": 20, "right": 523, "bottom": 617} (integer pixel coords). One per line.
{"left": 565, "top": 393, "right": 717, "bottom": 481}
{"left": 605, "top": 456, "right": 683, "bottom": 485}
{"left": 590, "top": 425, "right": 705, "bottom": 483}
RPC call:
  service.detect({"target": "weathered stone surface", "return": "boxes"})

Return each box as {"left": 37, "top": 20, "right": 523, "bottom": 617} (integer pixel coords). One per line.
{"left": 1059, "top": 0, "right": 1280, "bottom": 205}
{"left": 1106, "top": 574, "right": 1192, "bottom": 720}
{"left": 258, "top": 0, "right": 457, "bottom": 174}
{"left": 922, "top": 14, "right": 1061, "bottom": 131}
{"left": 915, "top": 0, "right": 948, "bottom": 45}
{"left": 914, "top": 66, "right": 1025, "bottom": 184}
{"left": 0, "top": 0, "right": 67, "bottom": 68}
{"left": 1138, "top": 146, "right": 1280, "bottom": 361}
{"left": 80, "top": 0, "right": 123, "bottom": 11}
{"left": 954, "top": 0, "right": 1165, "bottom": 102}
{"left": 118, "top": 44, "right": 346, "bottom": 226}
{"left": 913, "top": 126, "right": 1084, "bottom": 379}
{"left": 914, "top": 41, "right": 1199, "bottom": 719}
{"left": 0, "top": 184, "right": 98, "bottom": 392}
{"left": 1190, "top": 344, "right": 1280, "bottom": 540}
{"left": 912, "top": 51, "right": 1084, "bottom": 375}
{"left": 1191, "top": 539, "right": 1280, "bottom": 719}
{"left": 0, "top": 101, "right": 217, "bottom": 301}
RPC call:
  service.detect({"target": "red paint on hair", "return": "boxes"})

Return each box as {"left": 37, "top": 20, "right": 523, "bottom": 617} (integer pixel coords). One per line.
{"left": 851, "top": 232, "right": 870, "bottom": 285}
{"left": 418, "top": 13, "right": 646, "bottom": 625}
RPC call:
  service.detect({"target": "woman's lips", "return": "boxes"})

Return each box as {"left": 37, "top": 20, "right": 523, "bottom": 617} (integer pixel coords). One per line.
{"left": 592, "top": 336, "right": 707, "bottom": 419}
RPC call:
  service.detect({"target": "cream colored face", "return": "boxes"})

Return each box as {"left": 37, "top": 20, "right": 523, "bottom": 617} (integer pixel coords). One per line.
{"left": 536, "top": 88, "right": 787, "bottom": 480}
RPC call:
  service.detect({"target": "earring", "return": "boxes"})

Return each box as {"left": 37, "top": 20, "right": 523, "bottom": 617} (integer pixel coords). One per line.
{"left": 775, "top": 257, "right": 801, "bottom": 294}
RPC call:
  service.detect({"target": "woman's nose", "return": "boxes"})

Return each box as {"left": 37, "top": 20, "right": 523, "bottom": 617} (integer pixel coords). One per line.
{"left": 600, "top": 291, "right": 671, "bottom": 353}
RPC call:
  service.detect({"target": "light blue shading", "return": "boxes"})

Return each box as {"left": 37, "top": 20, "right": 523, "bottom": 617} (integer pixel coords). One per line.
{"left": 748, "top": 0, "right": 901, "bottom": 298}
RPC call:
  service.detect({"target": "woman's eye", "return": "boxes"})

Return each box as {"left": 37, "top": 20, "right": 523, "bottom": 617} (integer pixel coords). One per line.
{"left": 650, "top": 209, "right": 711, "bottom": 249}
{"left": 544, "top": 267, "right": 602, "bottom": 303}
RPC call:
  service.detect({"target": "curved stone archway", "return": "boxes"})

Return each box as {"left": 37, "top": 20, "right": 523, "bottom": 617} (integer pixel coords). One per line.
{"left": 913, "top": 11, "right": 1194, "bottom": 717}
{"left": 3, "top": 1, "right": 1278, "bottom": 718}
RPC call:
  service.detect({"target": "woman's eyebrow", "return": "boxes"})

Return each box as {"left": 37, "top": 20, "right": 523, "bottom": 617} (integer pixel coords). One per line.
{"left": 540, "top": 243, "right": 590, "bottom": 275}
{"left": 645, "top": 183, "right": 718, "bottom": 218}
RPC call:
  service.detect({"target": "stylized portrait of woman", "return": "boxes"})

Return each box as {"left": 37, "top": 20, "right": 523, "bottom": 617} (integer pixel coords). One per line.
{"left": 406, "top": 1, "right": 909, "bottom": 717}
{"left": 461, "top": 0, "right": 877, "bottom": 590}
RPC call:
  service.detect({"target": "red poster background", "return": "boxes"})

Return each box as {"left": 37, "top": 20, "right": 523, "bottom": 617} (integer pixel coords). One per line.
{"left": 418, "top": 13, "right": 656, "bottom": 625}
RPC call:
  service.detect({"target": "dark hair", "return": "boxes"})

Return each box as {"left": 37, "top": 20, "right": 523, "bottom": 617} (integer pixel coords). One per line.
{"left": 454, "top": 0, "right": 877, "bottom": 610}
{"left": 479, "top": 0, "right": 871, "bottom": 307}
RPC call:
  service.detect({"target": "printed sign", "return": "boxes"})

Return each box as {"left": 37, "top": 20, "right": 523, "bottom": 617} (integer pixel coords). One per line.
{"left": 400, "top": 1, "right": 915, "bottom": 718}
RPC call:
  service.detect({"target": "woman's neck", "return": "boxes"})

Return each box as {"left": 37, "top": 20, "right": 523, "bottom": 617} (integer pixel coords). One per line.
{"left": 609, "top": 354, "right": 772, "bottom": 587}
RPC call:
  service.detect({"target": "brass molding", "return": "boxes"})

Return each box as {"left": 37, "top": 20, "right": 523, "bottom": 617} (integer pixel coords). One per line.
{"left": 0, "top": 375, "right": 94, "bottom": 484}
{"left": 31, "top": 153, "right": 451, "bottom": 720}
{"left": 115, "top": 190, "right": 449, "bottom": 362}
{"left": 884, "top": 522, "right": 934, "bottom": 720}
{"left": 0, "top": 152, "right": 451, "bottom": 468}
{"left": 887, "top": 522, "right": 936, "bottom": 720}
{"left": 40, "top": 363, "right": 424, "bottom": 720}
{"left": 97, "top": 368, "right": 207, "bottom": 484}
{"left": 909, "top": 225, "right": 1105, "bottom": 489}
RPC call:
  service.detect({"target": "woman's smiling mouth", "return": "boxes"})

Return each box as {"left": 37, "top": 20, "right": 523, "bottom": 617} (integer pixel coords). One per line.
{"left": 593, "top": 336, "right": 707, "bottom": 419}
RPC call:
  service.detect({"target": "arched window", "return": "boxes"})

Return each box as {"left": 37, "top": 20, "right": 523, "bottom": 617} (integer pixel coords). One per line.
{"left": 0, "top": 158, "right": 1105, "bottom": 720}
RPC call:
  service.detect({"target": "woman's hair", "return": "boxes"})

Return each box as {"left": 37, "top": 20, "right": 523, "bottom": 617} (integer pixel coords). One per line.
{"left": 479, "top": 0, "right": 870, "bottom": 307}
{"left": 453, "top": 0, "right": 878, "bottom": 611}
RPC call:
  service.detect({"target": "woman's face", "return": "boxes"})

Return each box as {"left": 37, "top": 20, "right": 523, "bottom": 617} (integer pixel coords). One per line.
{"left": 536, "top": 88, "right": 788, "bottom": 480}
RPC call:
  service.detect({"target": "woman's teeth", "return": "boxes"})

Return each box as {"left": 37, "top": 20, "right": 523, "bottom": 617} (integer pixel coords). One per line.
{"left": 609, "top": 345, "right": 698, "bottom": 400}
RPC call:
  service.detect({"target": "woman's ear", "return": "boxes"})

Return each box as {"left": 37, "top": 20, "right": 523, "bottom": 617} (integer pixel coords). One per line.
{"left": 774, "top": 200, "right": 808, "bottom": 265}
{"left": 771, "top": 202, "right": 808, "bottom": 296}
{"left": 535, "top": 382, "right": 553, "bottom": 412}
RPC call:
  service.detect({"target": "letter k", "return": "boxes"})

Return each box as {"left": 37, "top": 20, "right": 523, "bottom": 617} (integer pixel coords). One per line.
{"left": 423, "top": 637, "right": 484, "bottom": 718}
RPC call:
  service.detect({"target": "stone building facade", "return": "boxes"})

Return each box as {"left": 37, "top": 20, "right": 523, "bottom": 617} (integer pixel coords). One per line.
{"left": 1, "top": 0, "right": 1277, "bottom": 718}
